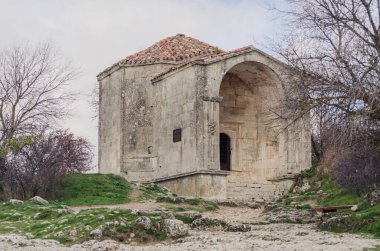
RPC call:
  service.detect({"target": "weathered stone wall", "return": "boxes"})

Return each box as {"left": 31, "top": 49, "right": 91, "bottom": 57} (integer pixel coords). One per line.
{"left": 98, "top": 70, "right": 123, "bottom": 174}
{"left": 119, "top": 65, "right": 171, "bottom": 181}
{"left": 156, "top": 173, "right": 227, "bottom": 200}
{"left": 99, "top": 64, "right": 173, "bottom": 179}
{"left": 152, "top": 66, "right": 200, "bottom": 179}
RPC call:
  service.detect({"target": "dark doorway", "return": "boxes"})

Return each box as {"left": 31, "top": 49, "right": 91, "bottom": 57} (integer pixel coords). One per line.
{"left": 220, "top": 133, "right": 231, "bottom": 171}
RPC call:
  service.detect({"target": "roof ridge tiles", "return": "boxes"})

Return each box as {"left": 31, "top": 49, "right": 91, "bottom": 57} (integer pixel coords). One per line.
{"left": 109, "top": 34, "right": 218, "bottom": 66}
{"left": 97, "top": 35, "right": 254, "bottom": 79}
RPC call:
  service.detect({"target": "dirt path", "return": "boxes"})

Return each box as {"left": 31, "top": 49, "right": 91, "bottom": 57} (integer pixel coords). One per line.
{"left": 1, "top": 224, "right": 379, "bottom": 251}
{"left": 201, "top": 205, "right": 262, "bottom": 224}
{"left": 69, "top": 201, "right": 167, "bottom": 213}
{"left": 1, "top": 203, "right": 380, "bottom": 250}
{"left": 70, "top": 203, "right": 263, "bottom": 224}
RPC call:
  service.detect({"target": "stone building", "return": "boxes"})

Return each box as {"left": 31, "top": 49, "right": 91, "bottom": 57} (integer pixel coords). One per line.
{"left": 97, "top": 34, "right": 311, "bottom": 201}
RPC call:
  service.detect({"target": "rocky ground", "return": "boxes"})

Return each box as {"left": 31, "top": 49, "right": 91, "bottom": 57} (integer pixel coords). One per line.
{"left": 0, "top": 203, "right": 379, "bottom": 251}
{"left": 1, "top": 223, "right": 379, "bottom": 251}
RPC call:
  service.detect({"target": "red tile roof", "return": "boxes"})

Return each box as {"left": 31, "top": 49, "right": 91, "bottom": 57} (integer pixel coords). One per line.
{"left": 119, "top": 34, "right": 222, "bottom": 64}
{"left": 151, "top": 46, "right": 253, "bottom": 82}
{"left": 97, "top": 34, "right": 254, "bottom": 79}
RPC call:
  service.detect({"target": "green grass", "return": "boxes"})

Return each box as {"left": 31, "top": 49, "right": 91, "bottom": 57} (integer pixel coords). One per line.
{"left": 0, "top": 201, "right": 165, "bottom": 244}
{"left": 57, "top": 173, "right": 132, "bottom": 206}
{"left": 157, "top": 196, "right": 219, "bottom": 211}
{"left": 320, "top": 203, "right": 380, "bottom": 238}
{"left": 0, "top": 174, "right": 225, "bottom": 244}
{"left": 280, "top": 172, "right": 379, "bottom": 238}
{"left": 165, "top": 205, "right": 201, "bottom": 212}
{"left": 316, "top": 179, "right": 363, "bottom": 206}
{"left": 139, "top": 183, "right": 170, "bottom": 200}
{"left": 364, "top": 245, "right": 380, "bottom": 251}
{"left": 282, "top": 177, "right": 363, "bottom": 207}
{"left": 356, "top": 204, "right": 380, "bottom": 237}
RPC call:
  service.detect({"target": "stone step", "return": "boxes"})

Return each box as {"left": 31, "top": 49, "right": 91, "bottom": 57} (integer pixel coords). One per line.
{"left": 227, "top": 182, "right": 263, "bottom": 188}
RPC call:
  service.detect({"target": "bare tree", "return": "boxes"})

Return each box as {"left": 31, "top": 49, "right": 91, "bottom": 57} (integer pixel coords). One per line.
{"left": 89, "top": 81, "right": 99, "bottom": 119}
{"left": 273, "top": 0, "right": 380, "bottom": 147}
{"left": 0, "top": 42, "right": 77, "bottom": 193}
{"left": 270, "top": 1, "right": 380, "bottom": 191}
{"left": 0, "top": 43, "right": 76, "bottom": 144}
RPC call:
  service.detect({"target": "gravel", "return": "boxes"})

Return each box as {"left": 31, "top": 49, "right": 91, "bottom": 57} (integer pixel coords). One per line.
{"left": 1, "top": 223, "right": 379, "bottom": 251}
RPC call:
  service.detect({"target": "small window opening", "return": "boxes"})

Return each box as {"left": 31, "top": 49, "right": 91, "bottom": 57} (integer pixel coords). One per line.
{"left": 173, "top": 128, "right": 182, "bottom": 142}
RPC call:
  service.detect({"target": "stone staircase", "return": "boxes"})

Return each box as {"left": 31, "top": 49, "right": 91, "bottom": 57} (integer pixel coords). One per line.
{"left": 226, "top": 178, "right": 293, "bottom": 201}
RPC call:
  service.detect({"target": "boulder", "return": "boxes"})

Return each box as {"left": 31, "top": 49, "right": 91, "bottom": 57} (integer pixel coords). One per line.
{"left": 174, "top": 211, "right": 202, "bottom": 221}
{"left": 144, "top": 209, "right": 174, "bottom": 219}
{"left": 69, "top": 230, "right": 77, "bottom": 238}
{"left": 136, "top": 216, "right": 152, "bottom": 230}
{"left": 225, "top": 224, "right": 251, "bottom": 232}
{"left": 25, "top": 233, "right": 34, "bottom": 239}
{"left": 264, "top": 207, "right": 318, "bottom": 224}
{"left": 295, "top": 183, "right": 311, "bottom": 194}
{"left": 161, "top": 219, "right": 189, "bottom": 238}
{"left": 246, "top": 202, "right": 261, "bottom": 209}
{"left": 29, "top": 196, "right": 49, "bottom": 205}
{"left": 90, "top": 228, "right": 103, "bottom": 238}
{"left": 9, "top": 199, "right": 23, "bottom": 205}
{"left": 54, "top": 231, "right": 65, "bottom": 238}
{"left": 191, "top": 218, "right": 227, "bottom": 231}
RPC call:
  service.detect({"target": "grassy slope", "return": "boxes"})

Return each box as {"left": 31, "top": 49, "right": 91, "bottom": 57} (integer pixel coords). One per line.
{"left": 57, "top": 173, "right": 132, "bottom": 206}
{"left": 57, "top": 174, "right": 218, "bottom": 211}
{"left": 0, "top": 173, "right": 219, "bottom": 244}
{"left": 0, "top": 201, "right": 166, "bottom": 244}
{"left": 317, "top": 180, "right": 380, "bottom": 237}
{"left": 283, "top": 172, "right": 380, "bottom": 238}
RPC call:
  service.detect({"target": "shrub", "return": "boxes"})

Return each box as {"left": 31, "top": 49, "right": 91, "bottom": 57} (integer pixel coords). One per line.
{"left": 332, "top": 139, "right": 380, "bottom": 194}
{"left": 1, "top": 130, "right": 92, "bottom": 200}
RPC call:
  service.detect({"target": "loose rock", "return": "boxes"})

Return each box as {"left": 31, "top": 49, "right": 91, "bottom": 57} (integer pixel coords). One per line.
{"left": 58, "top": 219, "right": 68, "bottom": 224}
{"left": 29, "top": 196, "right": 49, "bottom": 205}
{"left": 9, "top": 199, "right": 24, "bottom": 205}
{"left": 174, "top": 211, "right": 202, "bottom": 221}
{"left": 225, "top": 224, "right": 251, "bottom": 232}
{"left": 351, "top": 205, "right": 358, "bottom": 212}
{"left": 161, "top": 219, "right": 189, "bottom": 238}
{"left": 90, "top": 228, "right": 103, "bottom": 238}
{"left": 57, "top": 209, "right": 69, "bottom": 214}
{"left": 294, "top": 183, "right": 311, "bottom": 194}
{"left": 136, "top": 216, "right": 152, "bottom": 230}
{"left": 54, "top": 231, "right": 64, "bottom": 238}
{"left": 69, "top": 230, "right": 77, "bottom": 238}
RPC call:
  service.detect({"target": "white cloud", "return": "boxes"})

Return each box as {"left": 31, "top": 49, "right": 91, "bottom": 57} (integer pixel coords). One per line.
{"left": 0, "top": 0, "right": 287, "bottom": 168}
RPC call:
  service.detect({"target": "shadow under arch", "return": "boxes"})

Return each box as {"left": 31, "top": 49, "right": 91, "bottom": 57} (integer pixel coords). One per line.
{"left": 218, "top": 60, "right": 283, "bottom": 172}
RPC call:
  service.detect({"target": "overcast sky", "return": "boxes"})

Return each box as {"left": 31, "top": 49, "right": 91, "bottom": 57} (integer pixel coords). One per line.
{"left": 0, "top": 0, "right": 288, "bottom": 168}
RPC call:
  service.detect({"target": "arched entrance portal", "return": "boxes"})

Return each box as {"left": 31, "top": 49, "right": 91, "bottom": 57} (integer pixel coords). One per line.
{"left": 218, "top": 61, "right": 281, "bottom": 174}
{"left": 220, "top": 133, "right": 231, "bottom": 171}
